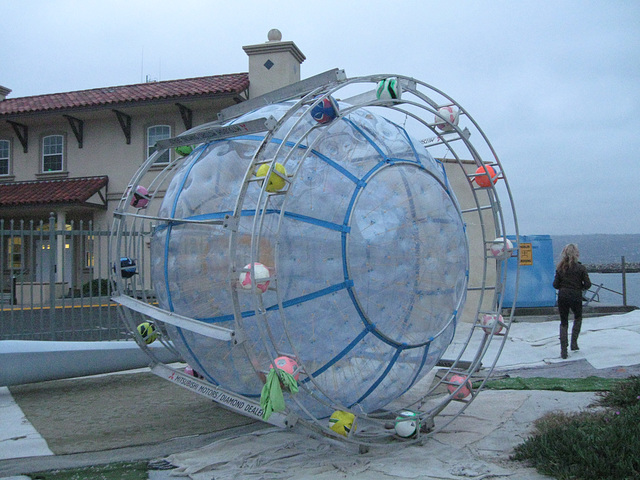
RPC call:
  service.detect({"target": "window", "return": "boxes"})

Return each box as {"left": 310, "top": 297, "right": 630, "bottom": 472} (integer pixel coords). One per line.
{"left": 42, "top": 135, "right": 64, "bottom": 172}
{"left": 0, "top": 140, "right": 9, "bottom": 175}
{"left": 84, "top": 235, "right": 95, "bottom": 268}
{"left": 148, "top": 125, "right": 171, "bottom": 164}
{"left": 7, "top": 237, "right": 23, "bottom": 270}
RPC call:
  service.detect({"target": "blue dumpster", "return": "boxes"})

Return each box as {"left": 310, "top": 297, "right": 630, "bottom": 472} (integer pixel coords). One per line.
{"left": 502, "top": 234, "right": 556, "bottom": 308}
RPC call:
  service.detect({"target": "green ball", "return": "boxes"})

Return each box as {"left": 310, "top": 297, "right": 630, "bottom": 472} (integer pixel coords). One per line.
{"left": 137, "top": 322, "right": 157, "bottom": 344}
{"left": 175, "top": 145, "right": 194, "bottom": 157}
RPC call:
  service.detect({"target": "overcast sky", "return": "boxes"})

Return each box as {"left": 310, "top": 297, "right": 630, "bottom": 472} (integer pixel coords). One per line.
{"left": 2, "top": 0, "right": 639, "bottom": 235}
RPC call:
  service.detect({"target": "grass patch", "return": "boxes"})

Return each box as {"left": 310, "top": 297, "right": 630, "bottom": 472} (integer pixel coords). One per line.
{"left": 30, "top": 461, "right": 148, "bottom": 480}
{"left": 484, "top": 375, "right": 628, "bottom": 392}
{"left": 512, "top": 376, "right": 640, "bottom": 480}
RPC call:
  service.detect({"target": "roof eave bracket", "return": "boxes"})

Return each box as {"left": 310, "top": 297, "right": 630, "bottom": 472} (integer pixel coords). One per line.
{"left": 7, "top": 121, "right": 28, "bottom": 153}
{"left": 112, "top": 110, "right": 132, "bottom": 144}
{"left": 175, "top": 103, "right": 193, "bottom": 131}
{"left": 63, "top": 115, "right": 84, "bottom": 148}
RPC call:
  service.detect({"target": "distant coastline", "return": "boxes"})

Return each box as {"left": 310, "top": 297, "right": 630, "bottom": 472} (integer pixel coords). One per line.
{"left": 583, "top": 262, "right": 640, "bottom": 273}
{"left": 551, "top": 234, "right": 640, "bottom": 265}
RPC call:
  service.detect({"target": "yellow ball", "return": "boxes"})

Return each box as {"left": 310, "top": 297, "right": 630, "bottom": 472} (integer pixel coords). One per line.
{"left": 255, "top": 163, "right": 287, "bottom": 192}
{"left": 328, "top": 410, "right": 356, "bottom": 437}
{"left": 137, "top": 322, "right": 157, "bottom": 344}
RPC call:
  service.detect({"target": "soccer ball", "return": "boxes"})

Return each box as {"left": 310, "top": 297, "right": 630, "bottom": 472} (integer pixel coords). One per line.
{"left": 130, "top": 185, "right": 149, "bottom": 209}
{"left": 270, "top": 355, "right": 299, "bottom": 380}
{"left": 376, "top": 77, "right": 402, "bottom": 100}
{"left": 310, "top": 96, "right": 338, "bottom": 124}
{"left": 474, "top": 165, "right": 498, "bottom": 188}
{"left": 447, "top": 374, "right": 472, "bottom": 399}
{"left": 175, "top": 145, "right": 194, "bottom": 157}
{"left": 137, "top": 322, "right": 157, "bottom": 344}
{"left": 184, "top": 365, "right": 204, "bottom": 379}
{"left": 490, "top": 237, "right": 513, "bottom": 259}
{"left": 434, "top": 106, "right": 459, "bottom": 131}
{"left": 480, "top": 314, "right": 504, "bottom": 335}
{"left": 394, "top": 410, "right": 420, "bottom": 438}
{"left": 329, "top": 410, "right": 356, "bottom": 437}
{"left": 239, "top": 262, "right": 270, "bottom": 293}
{"left": 115, "top": 257, "right": 137, "bottom": 278}
{"left": 255, "top": 163, "right": 287, "bottom": 192}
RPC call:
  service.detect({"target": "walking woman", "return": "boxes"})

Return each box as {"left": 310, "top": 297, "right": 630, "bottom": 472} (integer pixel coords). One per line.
{"left": 553, "top": 244, "right": 592, "bottom": 359}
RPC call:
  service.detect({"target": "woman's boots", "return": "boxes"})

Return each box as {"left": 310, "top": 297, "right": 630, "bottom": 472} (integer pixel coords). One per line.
{"left": 560, "top": 324, "right": 568, "bottom": 359}
{"left": 571, "top": 318, "right": 582, "bottom": 351}
{"left": 560, "top": 319, "right": 582, "bottom": 359}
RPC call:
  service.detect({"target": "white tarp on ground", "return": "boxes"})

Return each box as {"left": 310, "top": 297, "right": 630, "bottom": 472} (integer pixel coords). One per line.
{"left": 163, "top": 312, "right": 640, "bottom": 480}
{"left": 165, "top": 390, "right": 597, "bottom": 480}
{"left": 449, "top": 311, "right": 640, "bottom": 371}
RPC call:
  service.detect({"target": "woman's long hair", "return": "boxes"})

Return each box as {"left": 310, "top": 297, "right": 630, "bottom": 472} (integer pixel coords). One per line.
{"left": 557, "top": 243, "right": 580, "bottom": 272}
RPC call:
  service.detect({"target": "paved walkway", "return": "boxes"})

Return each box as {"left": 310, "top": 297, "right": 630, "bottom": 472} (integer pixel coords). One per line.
{"left": 1, "top": 310, "right": 638, "bottom": 479}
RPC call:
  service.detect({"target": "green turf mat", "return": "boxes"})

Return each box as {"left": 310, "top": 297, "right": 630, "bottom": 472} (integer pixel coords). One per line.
{"left": 484, "top": 376, "right": 628, "bottom": 392}
{"left": 30, "top": 461, "right": 148, "bottom": 480}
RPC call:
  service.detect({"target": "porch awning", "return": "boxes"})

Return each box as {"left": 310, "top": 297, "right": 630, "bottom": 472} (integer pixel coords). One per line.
{"left": 0, "top": 176, "right": 108, "bottom": 209}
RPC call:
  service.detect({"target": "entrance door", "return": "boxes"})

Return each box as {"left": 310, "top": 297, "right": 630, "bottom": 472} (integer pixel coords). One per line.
{"left": 35, "top": 238, "right": 73, "bottom": 284}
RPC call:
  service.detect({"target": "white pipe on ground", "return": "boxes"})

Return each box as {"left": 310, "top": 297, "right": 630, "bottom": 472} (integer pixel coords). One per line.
{"left": 0, "top": 340, "right": 180, "bottom": 386}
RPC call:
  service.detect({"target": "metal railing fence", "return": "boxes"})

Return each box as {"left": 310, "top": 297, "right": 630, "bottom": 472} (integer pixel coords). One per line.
{"left": 1, "top": 215, "right": 129, "bottom": 341}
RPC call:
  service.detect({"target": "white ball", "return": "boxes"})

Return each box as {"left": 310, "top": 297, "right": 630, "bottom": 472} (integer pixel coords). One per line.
{"left": 394, "top": 410, "right": 419, "bottom": 438}
{"left": 239, "top": 262, "right": 270, "bottom": 293}
{"left": 435, "top": 106, "right": 459, "bottom": 131}
{"left": 489, "top": 237, "right": 513, "bottom": 259}
{"left": 481, "top": 314, "right": 504, "bottom": 334}
{"left": 376, "top": 77, "right": 402, "bottom": 100}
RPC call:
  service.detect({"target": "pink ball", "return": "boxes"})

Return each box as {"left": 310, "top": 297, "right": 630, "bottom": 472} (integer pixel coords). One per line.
{"left": 435, "top": 106, "right": 459, "bottom": 131}
{"left": 239, "top": 262, "right": 270, "bottom": 293}
{"left": 270, "top": 356, "right": 299, "bottom": 380}
{"left": 481, "top": 314, "right": 504, "bottom": 334}
{"left": 130, "top": 185, "right": 149, "bottom": 208}
{"left": 447, "top": 374, "right": 472, "bottom": 399}
{"left": 184, "top": 365, "right": 203, "bottom": 379}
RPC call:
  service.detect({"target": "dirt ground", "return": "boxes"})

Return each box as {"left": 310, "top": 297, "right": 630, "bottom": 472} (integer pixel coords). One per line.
{"left": 9, "top": 371, "right": 256, "bottom": 455}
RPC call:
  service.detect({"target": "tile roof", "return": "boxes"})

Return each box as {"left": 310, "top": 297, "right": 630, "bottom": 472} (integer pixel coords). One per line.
{"left": 0, "top": 73, "right": 249, "bottom": 117}
{"left": 0, "top": 176, "right": 108, "bottom": 207}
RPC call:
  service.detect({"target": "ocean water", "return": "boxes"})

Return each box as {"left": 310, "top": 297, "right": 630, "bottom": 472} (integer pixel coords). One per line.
{"left": 588, "top": 272, "right": 640, "bottom": 308}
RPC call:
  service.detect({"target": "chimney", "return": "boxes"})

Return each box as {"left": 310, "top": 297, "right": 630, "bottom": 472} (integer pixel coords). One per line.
{"left": 0, "top": 85, "right": 11, "bottom": 101}
{"left": 242, "top": 29, "right": 306, "bottom": 99}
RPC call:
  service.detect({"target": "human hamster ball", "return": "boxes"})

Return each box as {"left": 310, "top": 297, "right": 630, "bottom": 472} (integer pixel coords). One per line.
{"left": 149, "top": 98, "right": 469, "bottom": 419}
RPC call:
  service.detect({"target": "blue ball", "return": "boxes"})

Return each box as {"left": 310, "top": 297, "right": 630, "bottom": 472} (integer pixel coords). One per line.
{"left": 117, "top": 257, "right": 137, "bottom": 278}
{"left": 310, "top": 97, "right": 338, "bottom": 124}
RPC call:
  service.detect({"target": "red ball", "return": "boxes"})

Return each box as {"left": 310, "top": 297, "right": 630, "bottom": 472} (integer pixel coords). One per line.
{"left": 474, "top": 165, "right": 498, "bottom": 188}
{"left": 447, "top": 374, "right": 472, "bottom": 399}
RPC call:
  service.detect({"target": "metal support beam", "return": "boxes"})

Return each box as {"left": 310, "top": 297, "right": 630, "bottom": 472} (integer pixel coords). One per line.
{"left": 112, "top": 295, "right": 237, "bottom": 342}
{"left": 175, "top": 103, "right": 193, "bottom": 130}
{"left": 218, "top": 68, "right": 347, "bottom": 122}
{"left": 63, "top": 115, "right": 84, "bottom": 148}
{"left": 7, "top": 121, "right": 28, "bottom": 153}
{"left": 112, "top": 110, "right": 132, "bottom": 144}
{"left": 155, "top": 116, "right": 277, "bottom": 150}
{"left": 151, "top": 362, "right": 296, "bottom": 429}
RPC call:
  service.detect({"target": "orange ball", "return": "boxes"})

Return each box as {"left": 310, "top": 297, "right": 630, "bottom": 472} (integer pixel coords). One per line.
{"left": 474, "top": 165, "right": 498, "bottom": 188}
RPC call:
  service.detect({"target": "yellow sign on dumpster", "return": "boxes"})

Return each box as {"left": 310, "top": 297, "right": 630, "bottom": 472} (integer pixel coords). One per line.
{"left": 519, "top": 243, "right": 533, "bottom": 265}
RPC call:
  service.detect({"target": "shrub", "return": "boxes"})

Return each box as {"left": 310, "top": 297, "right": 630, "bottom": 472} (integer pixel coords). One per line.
{"left": 81, "top": 278, "right": 111, "bottom": 296}
{"left": 512, "top": 376, "right": 640, "bottom": 480}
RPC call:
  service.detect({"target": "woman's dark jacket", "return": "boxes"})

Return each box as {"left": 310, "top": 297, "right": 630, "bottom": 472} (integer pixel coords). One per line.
{"left": 553, "top": 262, "right": 592, "bottom": 300}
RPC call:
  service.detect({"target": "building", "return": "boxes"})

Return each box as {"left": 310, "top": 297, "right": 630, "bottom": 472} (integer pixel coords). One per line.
{"left": 0, "top": 30, "right": 305, "bottom": 298}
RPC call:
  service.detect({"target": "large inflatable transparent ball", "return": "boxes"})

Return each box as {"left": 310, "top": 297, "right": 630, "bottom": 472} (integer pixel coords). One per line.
{"left": 150, "top": 99, "right": 469, "bottom": 418}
